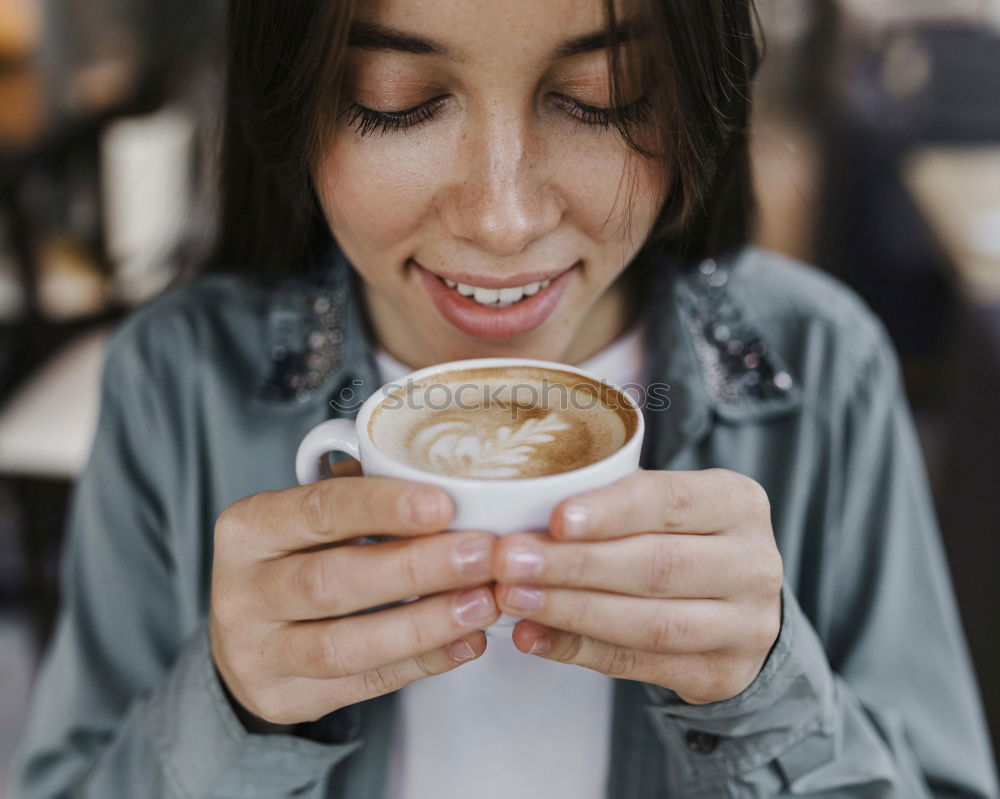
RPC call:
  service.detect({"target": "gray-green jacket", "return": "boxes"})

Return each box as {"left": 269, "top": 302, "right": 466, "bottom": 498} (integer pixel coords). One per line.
{"left": 11, "top": 245, "right": 999, "bottom": 798}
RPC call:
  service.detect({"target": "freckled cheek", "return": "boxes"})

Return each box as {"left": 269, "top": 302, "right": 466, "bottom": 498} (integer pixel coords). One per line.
{"left": 540, "top": 128, "right": 665, "bottom": 246}
{"left": 316, "top": 137, "right": 452, "bottom": 251}
{"left": 565, "top": 158, "right": 656, "bottom": 244}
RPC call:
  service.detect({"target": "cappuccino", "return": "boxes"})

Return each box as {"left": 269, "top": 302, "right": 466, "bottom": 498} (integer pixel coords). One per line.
{"left": 368, "top": 366, "right": 638, "bottom": 479}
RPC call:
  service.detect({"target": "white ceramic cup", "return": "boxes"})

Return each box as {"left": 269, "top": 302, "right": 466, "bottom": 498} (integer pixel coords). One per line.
{"left": 295, "top": 357, "right": 644, "bottom": 636}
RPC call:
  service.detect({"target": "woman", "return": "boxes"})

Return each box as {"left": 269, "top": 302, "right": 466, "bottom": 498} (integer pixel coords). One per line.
{"left": 12, "top": 1, "right": 998, "bottom": 797}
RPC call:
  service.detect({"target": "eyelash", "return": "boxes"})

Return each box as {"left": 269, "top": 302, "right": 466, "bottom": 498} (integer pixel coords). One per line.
{"left": 339, "top": 95, "right": 650, "bottom": 138}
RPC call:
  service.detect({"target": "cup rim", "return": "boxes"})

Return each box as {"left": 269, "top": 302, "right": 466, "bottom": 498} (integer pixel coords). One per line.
{"left": 356, "top": 357, "right": 645, "bottom": 487}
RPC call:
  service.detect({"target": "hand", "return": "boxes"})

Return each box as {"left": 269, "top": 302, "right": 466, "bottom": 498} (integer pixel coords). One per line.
{"left": 492, "top": 469, "right": 783, "bottom": 705}
{"left": 210, "top": 471, "right": 500, "bottom": 727}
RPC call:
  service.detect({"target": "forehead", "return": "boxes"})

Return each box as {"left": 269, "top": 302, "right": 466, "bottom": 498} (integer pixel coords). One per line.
{"left": 354, "top": 0, "right": 624, "bottom": 66}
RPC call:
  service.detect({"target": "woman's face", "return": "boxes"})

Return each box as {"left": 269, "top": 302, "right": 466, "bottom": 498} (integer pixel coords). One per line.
{"left": 313, "top": 0, "right": 667, "bottom": 367}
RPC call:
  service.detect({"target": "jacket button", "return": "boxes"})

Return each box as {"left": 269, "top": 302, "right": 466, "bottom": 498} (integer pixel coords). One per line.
{"left": 685, "top": 729, "right": 719, "bottom": 754}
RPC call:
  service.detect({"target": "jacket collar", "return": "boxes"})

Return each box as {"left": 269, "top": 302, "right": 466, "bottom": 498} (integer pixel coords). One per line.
{"left": 641, "top": 246, "right": 801, "bottom": 466}
{"left": 249, "top": 245, "right": 380, "bottom": 414}
{"left": 250, "top": 244, "right": 801, "bottom": 461}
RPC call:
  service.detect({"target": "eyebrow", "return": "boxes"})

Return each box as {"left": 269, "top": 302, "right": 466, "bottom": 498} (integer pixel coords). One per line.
{"left": 347, "top": 20, "right": 642, "bottom": 60}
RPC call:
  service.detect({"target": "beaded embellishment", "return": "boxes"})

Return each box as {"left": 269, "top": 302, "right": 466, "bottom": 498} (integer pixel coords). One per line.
{"left": 681, "top": 258, "right": 795, "bottom": 406}
{"left": 256, "top": 281, "right": 350, "bottom": 405}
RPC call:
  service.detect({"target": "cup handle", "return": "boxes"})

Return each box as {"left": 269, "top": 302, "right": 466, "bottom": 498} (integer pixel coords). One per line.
{"left": 295, "top": 419, "right": 360, "bottom": 485}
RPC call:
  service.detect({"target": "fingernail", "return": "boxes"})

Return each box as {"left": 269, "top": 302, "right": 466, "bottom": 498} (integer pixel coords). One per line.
{"left": 447, "top": 639, "right": 476, "bottom": 662}
{"left": 408, "top": 489, "right": 449, "bottom": 526}
{"left": 505, "top": 585, "right": 544, "bottom": 612}
{"left": 529, "top": 637, "right": 551, "bottom": 655}
{"left": 561, "top": 504, "right": 593, "bottom": 538}
{"left": 504, "top": 546, "right": 543, "bottom": 580}
{"left": 453, "top": 588, "right": 495, "bottom": 626}
{"left": 453, "top": 537, "right": 492, "bottom": 577}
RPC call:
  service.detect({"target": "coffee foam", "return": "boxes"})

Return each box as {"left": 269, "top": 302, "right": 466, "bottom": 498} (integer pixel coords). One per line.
{"left": 368, "top": 367, "right": 638, "bottom": 479}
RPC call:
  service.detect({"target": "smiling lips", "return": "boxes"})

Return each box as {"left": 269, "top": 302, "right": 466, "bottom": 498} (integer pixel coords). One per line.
{"left": 443, "top": 276, "right": 552, "bottom": 308}
{"left": 412, "top": 259, "right": 579, "bottom": 339}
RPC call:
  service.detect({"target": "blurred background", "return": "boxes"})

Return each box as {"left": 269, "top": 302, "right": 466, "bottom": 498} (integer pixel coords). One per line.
{"left": 0, "top": 0, "right": 997, "bottom": 791}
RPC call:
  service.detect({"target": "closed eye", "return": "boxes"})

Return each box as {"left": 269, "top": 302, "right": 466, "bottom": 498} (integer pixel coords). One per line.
{"left": 339, "top": 94, "right": 650, "bottom": 137}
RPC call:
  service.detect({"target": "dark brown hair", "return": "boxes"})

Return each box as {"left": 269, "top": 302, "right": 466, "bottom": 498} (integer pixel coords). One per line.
{"left": 211, "top": 0, "right": 761, "bottom": 284}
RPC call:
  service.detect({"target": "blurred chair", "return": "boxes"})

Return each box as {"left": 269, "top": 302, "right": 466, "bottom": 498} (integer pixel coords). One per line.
{"left": 0, "top": 325, "right": 105, "bottom": 479}
{"left": 0, "top": 0, "right": 223, "bottom": 654}
{"left": 0, "top": 326, "right": 106, "bottom": 644}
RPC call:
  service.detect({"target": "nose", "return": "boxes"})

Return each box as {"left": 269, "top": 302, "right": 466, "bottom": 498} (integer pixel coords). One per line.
{"left": 439, "top": 109, "right": 564, "bottom": 258}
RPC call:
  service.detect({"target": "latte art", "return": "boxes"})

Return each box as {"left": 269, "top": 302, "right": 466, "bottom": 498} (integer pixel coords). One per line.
{"left": 369, "top": 367, "right": 638, "bottom": 479}
{"left": 412, "top": 411, "right": 572, "bottom": 478}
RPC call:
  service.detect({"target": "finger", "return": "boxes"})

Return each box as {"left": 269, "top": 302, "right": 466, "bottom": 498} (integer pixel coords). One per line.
{"left": 259, "top": 531, "right": 497, "bottom": 620}
{"left": 549, "top": 469, "right": 769, "bottom": 541}
{"left": 329, "top": 457, "right": 363, "bottom": 477}
{"left": 496, "top": 586, "right": 738, "bottom": 654}
{"left": 261, "top": 631, "right": 489, "bottom": 724}
{"left": 512, "top": 619, "right": 660, "bottom": 676}
{"left": 495, "top": 532, "right": 753, "bottom": 598}
{"left": 335, "top": 630, "right": 489, "bottom": 703}
{"left": 273, "top": 587, "right": 500, "bottom": 679}
{"left": 229, "top": 477, "right": 454, "bottom": 556}
{"left": 515, "top": 621, "right": 765, "bottom": 705}
{"left": 510, "top": 621, "right": 717, "bottom": 695}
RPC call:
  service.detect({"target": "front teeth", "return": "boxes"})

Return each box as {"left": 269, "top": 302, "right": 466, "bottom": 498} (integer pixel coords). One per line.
{"left": 443, "top": 278, "right": 552, "bottom": 306}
